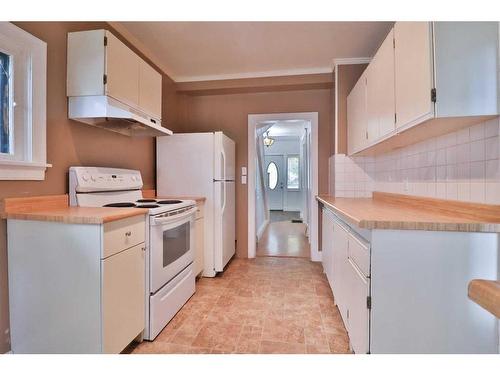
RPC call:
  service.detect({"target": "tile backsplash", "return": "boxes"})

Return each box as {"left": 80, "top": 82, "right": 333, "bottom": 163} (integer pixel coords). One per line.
{"left": 332, "top": 117, "right": 500, "bottom": 204}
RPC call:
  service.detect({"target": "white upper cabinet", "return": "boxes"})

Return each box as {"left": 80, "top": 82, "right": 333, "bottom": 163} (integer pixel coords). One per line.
{"left": 139, "top": 60, "right": 163, "bottom": 120}
{"left": 67, "top": 29, "right": 163, "bottom": 122}
{"left": 394, "top": 22, "right": 434, "bottom": 130}
{"left": 373, "top": 28, "right": 396, "bottom": 138}
{"left": 365, "top": 63, "right": 379, "bottom": 142}
{"left": 347, "top": 70, "right": 368, "bottom": 154}
{"left": 347, "top": 22, "right": 499, "bottom": 155}
{"left": 366, "top": 28, "right": 396, "bottom": 141}
{"left": 105, "top": 31, "right": 141, "bottom": 109}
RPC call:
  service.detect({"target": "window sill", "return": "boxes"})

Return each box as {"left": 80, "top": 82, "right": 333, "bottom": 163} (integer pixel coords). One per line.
{"left": 0, "top": 160, "right": 52, "bottom": 180}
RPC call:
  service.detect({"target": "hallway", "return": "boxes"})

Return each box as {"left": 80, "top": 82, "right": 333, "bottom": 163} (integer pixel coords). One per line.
{"left": 257, "top": 221, "right": 310, "bottom": 258}
{"left": 128, "top": 257, "right": 350, "bottom": 354}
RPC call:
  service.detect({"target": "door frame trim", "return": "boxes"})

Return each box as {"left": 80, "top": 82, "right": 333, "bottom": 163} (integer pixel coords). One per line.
{"left": 247, "top": 112, "right": 319, "bottom": 261}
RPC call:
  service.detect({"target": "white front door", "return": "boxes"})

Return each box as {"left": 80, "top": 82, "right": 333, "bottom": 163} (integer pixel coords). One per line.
{"left": 265, "top": 155, "right": 284, "bottom": 210}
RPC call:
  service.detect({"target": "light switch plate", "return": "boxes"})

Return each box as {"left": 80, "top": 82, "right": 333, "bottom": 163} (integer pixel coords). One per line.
{"left": 241, "top": 166, "right": 247, "bottom": 176}
{"left": 241, "top": 175, "right": 247, "bottom": 184}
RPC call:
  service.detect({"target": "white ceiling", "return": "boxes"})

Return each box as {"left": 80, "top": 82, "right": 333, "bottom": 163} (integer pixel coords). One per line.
{"left": 267, "top": 121, "right": 307, "bottom": 137}
{"left": 112, "top": 22, "right": 393, "bottom": 82}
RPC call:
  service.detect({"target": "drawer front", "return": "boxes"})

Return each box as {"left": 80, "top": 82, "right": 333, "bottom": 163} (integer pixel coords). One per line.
{"left": 195, "top": 203, "right": 204, "bottom": 219}
{"left": 149, "top": 263, "right": 195, "bottom": 340}
{"left": 103, "top": 215, "right": 145, "bottom": 258}
{"left": 348, "top": 233, "right": 370, "bottom": 277}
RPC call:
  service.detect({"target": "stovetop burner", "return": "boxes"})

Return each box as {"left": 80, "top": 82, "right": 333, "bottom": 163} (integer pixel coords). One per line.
{"left": 137, "top": 199, "right": 157, "bottom": 203}
{"left": 157, "top": 200, "right": 183, "bottom": 204}
{"left": 136, "top": 204, "right": 161, "bottom": 208}
{"left": 103, "top": 202, "right": 136, "bottom": 208}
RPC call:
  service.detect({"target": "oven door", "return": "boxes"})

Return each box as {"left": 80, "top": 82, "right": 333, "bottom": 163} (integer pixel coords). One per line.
{"left": 149, "top": 207, "right": 197, "bottom": 294}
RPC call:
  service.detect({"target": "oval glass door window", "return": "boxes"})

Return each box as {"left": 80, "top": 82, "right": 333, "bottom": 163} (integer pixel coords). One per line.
{"left": 267, "top": 162, "right": 278, "bottom": 190}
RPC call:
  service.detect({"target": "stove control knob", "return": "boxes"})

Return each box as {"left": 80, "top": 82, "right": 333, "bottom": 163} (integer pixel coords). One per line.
{"left": 81, "top": 173, "right": 90, "bottom": 182}
{"left": 90, "top": 175, "right": 96, "bottom": 182}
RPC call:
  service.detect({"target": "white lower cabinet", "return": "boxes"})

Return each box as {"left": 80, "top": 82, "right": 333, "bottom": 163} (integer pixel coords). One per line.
{"left": 321, "top": 205, "right": 499, "bottom": 354}
{"left": 346, "top": 258, "right": 370, "bottom": 354}
{"left": 331, "top": 220, "right": 349, "bottom": 324}
{"left": 194, "top": 202, "right": 205, "bottom": 276}
{"left": 321, "top": 208, "right": 334, "bottom": 286}
{"left": 102, "top": 243, "right": 145, "bottom": 354}
{"left": 7, "top": 216, "right": 146, "bottom": 353}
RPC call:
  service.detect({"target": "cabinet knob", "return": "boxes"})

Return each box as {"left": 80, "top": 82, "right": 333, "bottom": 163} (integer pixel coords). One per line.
{"left": 125, "top": 231, "right": 132, "bottom": 237}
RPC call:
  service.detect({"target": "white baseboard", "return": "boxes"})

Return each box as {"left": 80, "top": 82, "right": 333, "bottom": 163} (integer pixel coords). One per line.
{"left": 256, "top": 219, "right": 269, "bottom": 241}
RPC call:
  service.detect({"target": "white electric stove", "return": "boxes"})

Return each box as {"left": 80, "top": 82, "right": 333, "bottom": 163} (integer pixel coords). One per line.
{"left": 69, "top": 166, "right": 197, "bottom": 340}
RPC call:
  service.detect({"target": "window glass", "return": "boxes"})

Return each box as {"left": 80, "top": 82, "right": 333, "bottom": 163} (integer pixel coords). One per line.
{"left": 0, "top": 51, "right": 12, "bottom": 155}
{"left": 267, "top": 161, "right": 278, "bottom": 190}
{"left": 287, "top": 156, "right": 300, "bottom": 189}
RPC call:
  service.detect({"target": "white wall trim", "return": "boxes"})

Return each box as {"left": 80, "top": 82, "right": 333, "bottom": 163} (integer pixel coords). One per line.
{"left": 334, "top": 64, "right": 340, "bottom": 155}
{"left": 0, "top": 22, "right": 48, "bottom": 181}
{"left": 332, "top": 57, "right": 372, "bottom": 68}
{"left": 248, "top": 112, "right": 320, "bottom": 262}
{"left": 256, "top": 218, "right": 269, "bottom": 241}
{"left": 175, "top": 67, "right": 333, "bottom": 83}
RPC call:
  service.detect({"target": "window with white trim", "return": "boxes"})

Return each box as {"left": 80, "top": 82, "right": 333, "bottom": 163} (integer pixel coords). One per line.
{"left": 0, "top": 22, "right": 49, "bottom": 180}
{"left": 287, "top": 155, "right": 300, "bottom": 190}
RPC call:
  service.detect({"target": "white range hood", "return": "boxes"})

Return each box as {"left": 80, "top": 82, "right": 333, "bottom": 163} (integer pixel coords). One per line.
{"left": 68, "top": 95, "right": 172, "bottom": 137}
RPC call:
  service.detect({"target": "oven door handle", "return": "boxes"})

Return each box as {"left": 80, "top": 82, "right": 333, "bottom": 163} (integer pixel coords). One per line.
{"left": 151, "top": 206, "right": 197, "bottom": 226}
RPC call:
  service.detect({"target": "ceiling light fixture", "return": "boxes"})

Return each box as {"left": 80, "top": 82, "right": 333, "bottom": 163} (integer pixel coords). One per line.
{"left": 263, "top": 131, "right": 275, "bottom": 147}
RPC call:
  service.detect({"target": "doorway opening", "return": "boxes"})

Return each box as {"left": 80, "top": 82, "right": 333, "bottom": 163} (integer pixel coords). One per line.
{"left": 248, "top": 112, "right": 319, "bottom": 261}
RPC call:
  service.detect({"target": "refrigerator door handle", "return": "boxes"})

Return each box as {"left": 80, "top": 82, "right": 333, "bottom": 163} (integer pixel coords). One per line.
{"left": 220, "top": 149, "right": 226, "bottom": 181}
{"left": 221, "top": 181, "right": 226, "bottom": 213}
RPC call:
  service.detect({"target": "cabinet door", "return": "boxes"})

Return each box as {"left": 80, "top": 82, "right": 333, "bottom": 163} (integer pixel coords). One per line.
{"left": 332, "top": 220, "right": 349, "bottom": 325}
{"left": 365, "top": 62, "right": 379, "bottom": 142}
{"left": 105, "top": 31, "right": 140, "bottom": 108}
{"left": 194, "top": 217, "right": 205, "bottom": 276}
{"left": 347, "top": 72, "right": 368, "bottom": 154}
{"left": 139, "top": 60, "right": 162, "bottom": 119}
{"left": 394, "top": 22, "right": 434, "bottom": 129}
{"left": 102, "top": 243, "right": 145, "bottom": 354}
{"left": 346, "top": 258, "right": 370, "bottom": 354}
{"left": 375, "top": 28, "right": 396, "bottom": 138}
{"left": 321, "top": 209, "right": 334, "bottom": 286}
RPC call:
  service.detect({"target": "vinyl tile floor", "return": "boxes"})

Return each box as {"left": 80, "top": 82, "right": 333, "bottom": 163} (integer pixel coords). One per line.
{"left": 127, "top": 257, "right": 351, "bottom": 354}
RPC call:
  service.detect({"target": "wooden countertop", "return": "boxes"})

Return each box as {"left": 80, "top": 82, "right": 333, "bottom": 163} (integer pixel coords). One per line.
{"left": 142, "top": 190, "right": 206, "bottom": 203}
{"left": 1, "top": 195, "right": 148, "bottom": 224}
{"left": 317, "top": 192, "right": 500, "bottom": 232}
{"left": 157, "top": 196, "right": 206, "bottom": 204}
{"left": 468, "top": 280, "right": 500, "bottom": 318}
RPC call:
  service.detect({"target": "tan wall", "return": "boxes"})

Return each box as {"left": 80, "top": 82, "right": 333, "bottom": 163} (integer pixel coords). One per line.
{"left": 336, "top": 64, "right": 367, "bottom": 154}
{"left": 177, "top": 87, "right": 334, "bottom": 259}
{"left": 0, "top": 22, "right": 182, "bottom": 353}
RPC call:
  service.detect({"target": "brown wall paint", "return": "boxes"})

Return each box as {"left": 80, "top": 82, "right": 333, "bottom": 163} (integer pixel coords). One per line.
{"left": 336, "top": 64, "right": 367, "bottom": 154}
{"left": 0, "top": 22, "right": 183, "bottom": 353}
{"left": 177, "top": 87, "right": 334, "bottom": 259}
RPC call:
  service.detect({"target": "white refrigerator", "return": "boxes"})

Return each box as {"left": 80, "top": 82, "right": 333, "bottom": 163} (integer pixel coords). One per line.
{"left": 157, "top": 132, "right": 236, "bottom": 277}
